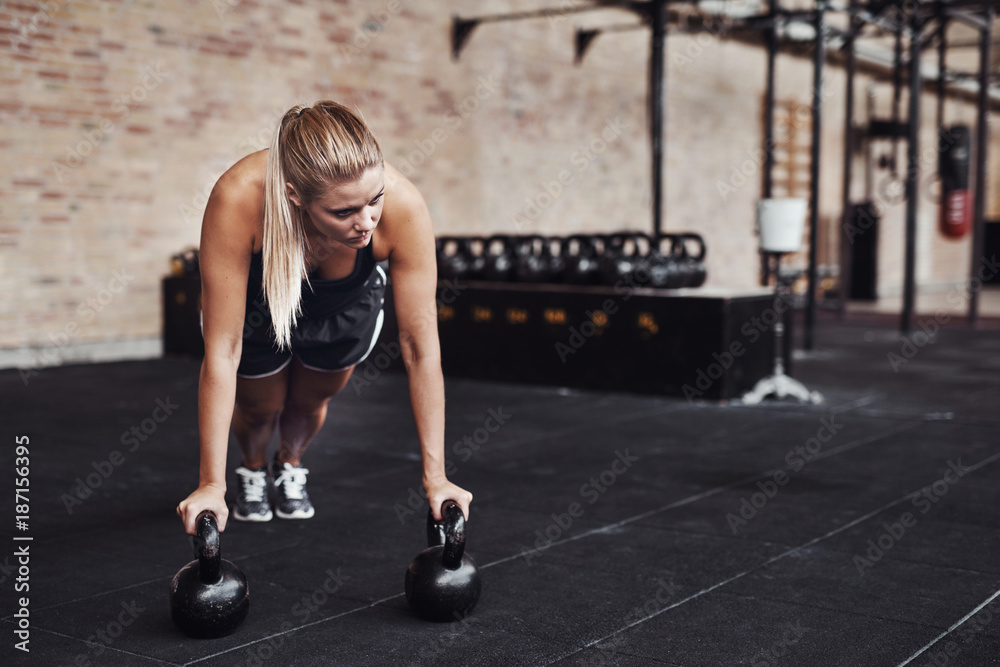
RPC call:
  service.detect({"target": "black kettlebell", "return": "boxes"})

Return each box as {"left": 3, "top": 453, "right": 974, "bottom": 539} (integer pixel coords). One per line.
{"left": 625, "top": 233, "right": 649, "bottom": 286}
{"left": 436, "top": 237, "right": 470, "bottom": 281}
{"left": 648, "top": 234, "right": 683, "bottom": 288}
{"left": 482, "top": 235, "right": 513, "bottom": 282}
{"left": 545, "top": 236, "right": 567, "bottom": 283}
{"left": 676, "top": 233, "right": 708, "bottom": 288}
{"left": 595, "top": 233, "right": 623, "bottom": 286}
{"left": 512, "top": 235, "right": 551, "bottom": 283}
{"left": 404, "top": 500, "right": 481, "bottom": 622}
{"left": 463, "top": 237, "right": 487, "bottom": 280}
{"left": 562, "top": 234, "right": 600, "bottom": 285}
{"left": 170, "top": 510, "right": 250, "bottom": 638}
{"left": 598, "top": 233, "right": 643, "bottom": 287}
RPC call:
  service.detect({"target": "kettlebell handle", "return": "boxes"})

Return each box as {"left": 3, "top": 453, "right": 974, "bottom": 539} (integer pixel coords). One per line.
{"left": 426, "top": 500, "right": 466, "bottom": 571}
{"left": 678, "top": 233, "right": 706, "bottom": 261}
{"left": 193, "top": 510, "right": 222, "bottom": 585}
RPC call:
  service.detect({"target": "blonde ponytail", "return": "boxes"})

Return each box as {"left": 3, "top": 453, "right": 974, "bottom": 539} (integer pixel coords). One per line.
{"left": 262, "top": 101, "right": 383, "bottom": 350}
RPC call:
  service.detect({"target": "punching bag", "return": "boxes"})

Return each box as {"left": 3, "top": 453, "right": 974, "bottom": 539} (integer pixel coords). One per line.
{"left": 939, "top": 125, "right": 972, "bottom": 239}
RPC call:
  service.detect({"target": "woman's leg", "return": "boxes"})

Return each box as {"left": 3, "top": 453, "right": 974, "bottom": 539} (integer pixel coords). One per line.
{"left": 233, "top": 363, "right": 291, "bottom": 467}
{"left": 230, "top": 364, "right": 292, "bottom": 522}
{"left": 277, "top": 356, "right": 355, "bottom": 465}
{"left": 268, "top": 356, "right": 354, "bottom": 519}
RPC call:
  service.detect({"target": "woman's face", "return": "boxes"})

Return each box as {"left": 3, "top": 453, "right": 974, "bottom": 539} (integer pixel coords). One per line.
{"left": 287, "top": 166, "right": 385, "bottom": 249}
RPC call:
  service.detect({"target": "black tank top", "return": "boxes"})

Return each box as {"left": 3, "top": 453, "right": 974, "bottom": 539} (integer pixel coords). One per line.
{"left": 243, "top": 242, "right": 385, "bottom": 346}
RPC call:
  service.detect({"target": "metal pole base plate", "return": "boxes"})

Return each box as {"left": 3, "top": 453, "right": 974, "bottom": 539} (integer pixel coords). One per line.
{"left": 741, "top": 372, "right": 823, "bottom": 405}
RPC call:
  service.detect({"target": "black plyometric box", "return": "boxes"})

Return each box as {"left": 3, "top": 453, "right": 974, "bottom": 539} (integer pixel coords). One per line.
{"left": 376, "top": 281, "right": 779, "bottom": 400}
{"left": 163, "top": 275, "right": 204, "bottom": 357}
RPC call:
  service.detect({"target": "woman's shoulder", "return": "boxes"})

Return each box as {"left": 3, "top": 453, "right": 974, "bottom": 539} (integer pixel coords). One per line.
{"left": 214, "top": 149, "right": 268, "bottom": 201}
{"left": 206, "top": 149, "right": 268, "bottom": 252}
{"left": 376, "top": 161, "right": 434, "bottom": 263}
{"left": 383, "top": 161, "right": 422, "bottom": 207}
{"left": 380, "top": 162, "right": 430, "bottom": 231}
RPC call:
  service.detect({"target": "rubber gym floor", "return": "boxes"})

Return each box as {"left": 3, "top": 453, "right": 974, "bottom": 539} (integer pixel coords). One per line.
{"left": 2, "top": 315, "right": 999, "bottom": 666}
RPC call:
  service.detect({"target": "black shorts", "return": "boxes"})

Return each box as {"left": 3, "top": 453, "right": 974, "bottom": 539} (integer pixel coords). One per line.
{"left": 235, "top": 264, "right": 387, "bottom": 379}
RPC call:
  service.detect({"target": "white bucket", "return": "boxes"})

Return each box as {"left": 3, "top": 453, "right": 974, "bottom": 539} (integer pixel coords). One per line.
{"left": 757, "top": 198, "right": 807, "bottom": 253}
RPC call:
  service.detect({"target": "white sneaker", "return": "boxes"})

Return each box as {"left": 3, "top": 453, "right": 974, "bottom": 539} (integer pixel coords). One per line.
{"left": 271, "top": 458, "right": 315, "bottom": 520}
{"left": 232, "top": 466, "right": 273, "bottom": 522}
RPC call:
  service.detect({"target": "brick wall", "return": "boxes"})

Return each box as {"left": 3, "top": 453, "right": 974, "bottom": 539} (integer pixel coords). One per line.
{"left": 1, "top": 0, "right": 997, "bottom": 368}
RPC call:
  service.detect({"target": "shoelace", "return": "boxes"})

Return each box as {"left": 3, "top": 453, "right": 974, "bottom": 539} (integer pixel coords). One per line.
{"left": 236, "top": 467, "right": 268, "bottom": 502}
{"left": 274, "top": 464, "right": 309, "bottom": 500}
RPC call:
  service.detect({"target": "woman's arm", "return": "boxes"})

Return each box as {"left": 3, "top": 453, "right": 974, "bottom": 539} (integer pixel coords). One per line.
{"left": 383, "top": 165, "right": 473, "bottom": 522}
{"left": 176, "top": 169, "right": 258, "bottom": 534}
